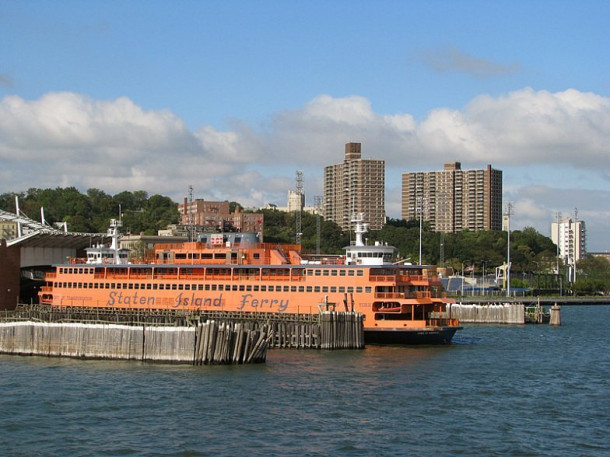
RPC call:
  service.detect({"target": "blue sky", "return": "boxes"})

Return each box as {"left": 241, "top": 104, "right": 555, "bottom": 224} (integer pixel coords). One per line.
{"left": 1, "top": 0, "right": 609, "bottom": 251}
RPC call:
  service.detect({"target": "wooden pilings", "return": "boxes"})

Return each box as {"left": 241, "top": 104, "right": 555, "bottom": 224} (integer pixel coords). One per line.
{"left": 0, "top": 306, "right": 365, "bottom": 364}
{"left": 193, "top": 321, "right": 272, "bottom": 365}
{"left": 320, "top": 312, "right": 364, "bottom": 349}
{"left": 0, "top": 321, "right": 270, "bottom": 364}
{"left": 448, "top": 303, "right": 525, "bottom": 324}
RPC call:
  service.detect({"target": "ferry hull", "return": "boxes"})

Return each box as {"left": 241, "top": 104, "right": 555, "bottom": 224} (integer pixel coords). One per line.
{"left": 364, "top": 326, "right": 462, "bottom": 345}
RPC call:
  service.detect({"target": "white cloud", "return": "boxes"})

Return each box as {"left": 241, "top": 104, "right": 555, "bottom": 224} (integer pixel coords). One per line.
{"left": 1, "top": 89, "right": 609, "bottom": 250}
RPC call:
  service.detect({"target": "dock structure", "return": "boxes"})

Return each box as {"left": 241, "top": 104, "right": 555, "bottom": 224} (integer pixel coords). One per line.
{"left": 0, "top": 305, "right": 365, "bottom": 364}
{"left": 448, "top": 302, "right": 525, "bottom": 324}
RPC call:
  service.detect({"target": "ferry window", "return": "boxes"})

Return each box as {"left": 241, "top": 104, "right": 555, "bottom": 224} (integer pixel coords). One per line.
{"left": 128, "top": 283, "right": 134, "bottom": 289}
{"left": 198, "top": 285, "right": 204, "bottom": 290}
{"left": 201, "top": 253, "right": 213, "bottom": 259}
{"left": 246, "top": 285, "right": 252, "bottom": 291}
{"left": 106, "top": 283, "right": 111, "bottom": 289}
{"left": 176, "top": 253, "right": 187, "bottom": 260}
{"left": 94, "top": 283, "right": 98, "bottom": 289}
{"left": 322, "top": 286, "right": 328, "bottom": 293}
{"left": 261, "top": 285, "right": 267, "bottom": 291}
{"left": 158, "top": 284, "right": 164, "bottom": 290}
{"left": 68, "top": 268, "right": 73, "bottom": 274}
{"left": 253, "top": 286, "right": 259, "bottom": 292}
{"left": 347, "top": 287, "right": 354, "bottom": 293}
{"left": 211, "top": 284, "right": 217, "bottom": 291}
{"left": 291, "top": 286, "right": 296, "bottom": 292}
{"left": 83, "top": 283, "right": 88, "bottom": 289}
{"left": 253, "top": 253, "right": 260, "bottom": 259}
{"left": 268, "top": 286, "right": 274, "bottom": 292}
{"left": 314, "top": 286, "right": 320, "bottom": 292}
{"left": 77, "top": 283, "right": 82, "bottom": 288}
{"left": 172, "top": 284, "right": 177, "bottom": 290}
{"left": 339, "top": 270, "right": 346, "bottom": 276}
{"left": 348, "top": 270, "right": 355, "bottom": 276}
{"left": 357, "top": 270, "right": 363, "bottom": 276}
{"left": 365, "top": 287, "right": 372, "bottom": 293}
{"left": 306, "top": 286, "right": 312, "bottom": 292}
{"left": 116, "top": 283, "right": 122, "bottom": 289}
{"left": 240, "top": 285, "right": 245, "bottom": 291}
{"left": 356, "top": 287, "right": 363, "bottom": 293}
{"left": 147, "top": 284, "right": 152, "bottom": 290}
{"left": 205, "top": 285, "right": 210, "bottom": 291}
{"left": 78, "top": 268, "right": 83, "bottom": 274}
{"left": 331, "top": 270, "right": 337, "bottom": 276}
{"left": 178, "top": 285, "right": 184, "bottom": 290}
{"left": 299, "top": 286, "right": 304, "bottom": 292}
{"left": 339, "top": 287, "right": 345, "bottom": 293}
{"left": 232, "top": 285, "right": 237, "bottom": 291}
{"left": 323, "top": 270, "right": 329, "bottom": 276}
{"left": 330, "top": 287, "right": 336, "bottom": 293}
{"left": 283, "top": 286, "right": 289, "bottom": 292}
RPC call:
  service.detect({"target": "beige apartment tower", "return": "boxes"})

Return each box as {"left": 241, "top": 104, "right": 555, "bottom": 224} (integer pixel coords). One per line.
{"left": 401, "top": 162, "right": 502, "bottom": 232}
{"left": 324, "top": 143, "right": 385, "bottom": 231}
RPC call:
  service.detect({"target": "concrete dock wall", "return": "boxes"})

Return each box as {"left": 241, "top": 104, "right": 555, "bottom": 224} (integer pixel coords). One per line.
{"left": 449, "top": 303, "right": 525, "bottom": 324}
{"left": 0, "top": 321, "right": 268, "bottom": 364}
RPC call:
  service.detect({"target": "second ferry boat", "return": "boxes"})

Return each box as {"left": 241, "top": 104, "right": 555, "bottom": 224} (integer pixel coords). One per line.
{"left": 39, "top": 216, "right": 461, "bottom": 344}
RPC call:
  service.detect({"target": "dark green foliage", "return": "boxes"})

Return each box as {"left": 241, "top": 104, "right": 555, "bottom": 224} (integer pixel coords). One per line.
{"left": 2, "top": 188, "right": 607, "bottom": 292}
{"left": 0, "top": 188, "right": 179, "bottom": 234}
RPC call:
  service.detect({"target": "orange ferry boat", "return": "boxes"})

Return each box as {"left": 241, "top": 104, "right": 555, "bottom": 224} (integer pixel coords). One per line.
{"left": 39, "top": 217, "right": 461, "bottom": 344}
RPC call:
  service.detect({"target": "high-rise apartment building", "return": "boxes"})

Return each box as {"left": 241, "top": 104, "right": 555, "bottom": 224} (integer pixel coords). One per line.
{"left": 551, "top": 217, "right": 586, "bottom": 262}
{"left": 401, "top": 162, "right": 502, "bottom": 232}
{"left": 324, "top": 142, "right": 385, "bottom": 231}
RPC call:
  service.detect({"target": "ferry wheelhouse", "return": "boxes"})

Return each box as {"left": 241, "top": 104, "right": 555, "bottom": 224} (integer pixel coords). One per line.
{"left": 39, "top": 217, "right": 461, "bottom": 344}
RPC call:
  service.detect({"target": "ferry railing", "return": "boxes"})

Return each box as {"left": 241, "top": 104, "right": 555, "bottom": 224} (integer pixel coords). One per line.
{"left": 374, "top": 291, "right": 432, "bottom": 299}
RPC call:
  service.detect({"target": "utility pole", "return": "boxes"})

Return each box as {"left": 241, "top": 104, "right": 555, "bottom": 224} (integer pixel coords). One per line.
{"left": 188, "top": 185, "right": 194, "bottom": 242}
{"left": 505, "top": 203, "right": 513, "bottom": 297}
{"left": 314, "top": 195, "right": 322, "bottom": 255}
{"left": 295, "top": 171, "right": 303, "bottom": 244}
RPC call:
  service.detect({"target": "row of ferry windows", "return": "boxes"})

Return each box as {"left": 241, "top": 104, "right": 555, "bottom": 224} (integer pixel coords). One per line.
{"left": 59, "top": 268, "right": 95, "bottom": 275}
{"left": 58, "top": 267, "right": 364, "bottom": 277}
{"left": 53, "top": 282, "right": 371, "bottom": 294}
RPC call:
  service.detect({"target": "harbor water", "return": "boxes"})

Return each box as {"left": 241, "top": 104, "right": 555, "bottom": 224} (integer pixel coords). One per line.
{"left": 1, "top": 305, "right": 608, "bottom": 456}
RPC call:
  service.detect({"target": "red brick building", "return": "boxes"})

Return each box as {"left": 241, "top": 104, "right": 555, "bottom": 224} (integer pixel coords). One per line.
{"left": 178, "top": 199, "right": 264, "bottom": 233}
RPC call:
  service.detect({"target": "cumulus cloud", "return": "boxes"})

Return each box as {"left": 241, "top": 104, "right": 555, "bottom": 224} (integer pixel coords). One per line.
{"left": 1, "top": 89, "right": 609, "bottom": 249}
{"left": 418, "top": 45, "right": 521, "bottom": 77}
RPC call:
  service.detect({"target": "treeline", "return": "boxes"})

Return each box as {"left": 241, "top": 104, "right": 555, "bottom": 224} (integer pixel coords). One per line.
{"left": 263, "top": 211, "right": 558, "bottom": 275}
{"left": 0, "top": 187, "right": 179, "bottom": 235}
{"left": 261, "top": 211, "right": 609, "bottom": 293}
{"left": 2, "top": 187, "right": 608, "bottom": 293}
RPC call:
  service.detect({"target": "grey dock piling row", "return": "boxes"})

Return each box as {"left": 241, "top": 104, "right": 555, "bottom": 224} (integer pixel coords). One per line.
{"left": 0, "top": 305, "right": 365, "bottom": 364}
{"left": 448, "top": 302, "right": 525, "bottom": 324}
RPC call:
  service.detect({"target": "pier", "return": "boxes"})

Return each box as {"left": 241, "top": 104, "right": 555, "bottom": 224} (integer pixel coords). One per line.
{"left": 0, "top": 305, "right": 364, "bottom": 364}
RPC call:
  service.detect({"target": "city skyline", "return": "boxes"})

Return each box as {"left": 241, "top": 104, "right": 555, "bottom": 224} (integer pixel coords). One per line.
{"left": 1, "top": 1, "right": 608, "bottom": 251}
